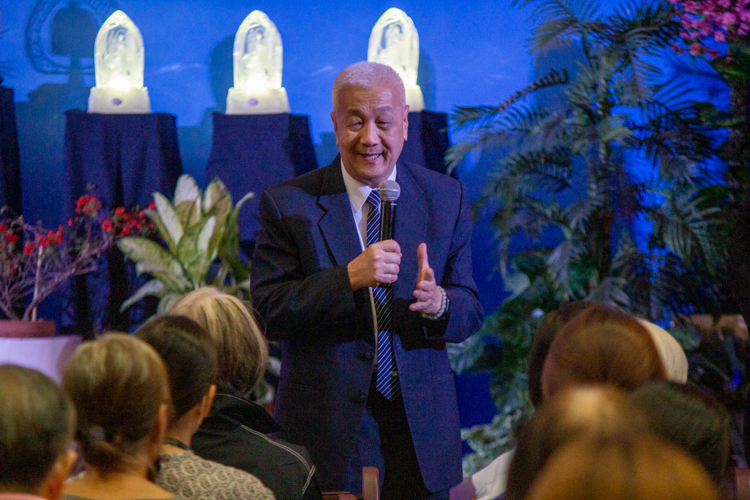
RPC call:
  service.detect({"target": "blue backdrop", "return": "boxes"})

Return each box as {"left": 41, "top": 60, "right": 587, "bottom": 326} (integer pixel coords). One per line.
{"left": 1, "top": 0, "right": 623, "bottom": 432}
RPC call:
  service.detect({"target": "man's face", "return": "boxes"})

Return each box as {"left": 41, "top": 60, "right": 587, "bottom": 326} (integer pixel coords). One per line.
{"left": 331, "top": 84, "right": 409, "bottom": 187}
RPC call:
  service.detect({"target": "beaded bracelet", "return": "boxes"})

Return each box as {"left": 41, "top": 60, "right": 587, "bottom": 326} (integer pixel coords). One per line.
{"left": 422, "top": 286, "right": 450, "bottom": 320}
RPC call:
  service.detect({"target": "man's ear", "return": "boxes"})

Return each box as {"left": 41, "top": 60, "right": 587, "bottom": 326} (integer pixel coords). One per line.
{"left": 42, "top": 448, "right": 78, "bottom": 500}
{"left": 201, "top": 384, "right": 217, "bottom": 418}
{"left": 331, "top": 111, "right": 340, "bottom": 147}
{"left": 403, "top": 104, "right": 410, "bottom": 142}
{"left": 155, "top": 403, "right": 169, "bottom": 445}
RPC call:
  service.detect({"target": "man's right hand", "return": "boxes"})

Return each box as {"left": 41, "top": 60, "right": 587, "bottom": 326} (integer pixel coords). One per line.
{"left": 347, "top": 240, "right": 402, "bottom": 291}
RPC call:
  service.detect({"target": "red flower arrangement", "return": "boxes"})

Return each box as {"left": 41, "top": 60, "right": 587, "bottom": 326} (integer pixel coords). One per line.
{"left": 0, "top": 194, "right": 151, "bottom": 321}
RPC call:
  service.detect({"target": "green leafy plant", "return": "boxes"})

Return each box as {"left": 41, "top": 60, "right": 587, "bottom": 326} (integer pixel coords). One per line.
{"left": 449, "top": 0, "right": 727, "bottom": 474}
{"left": 118, "top": 174, "right": 253, "bottom": 314}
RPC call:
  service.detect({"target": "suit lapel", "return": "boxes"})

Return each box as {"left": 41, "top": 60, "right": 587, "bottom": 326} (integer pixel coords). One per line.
{"left": 316, "top": 157, "right": 363, "bottom": 268}
{"left": 392, "top": 163, "right": 427, "bottom": 300}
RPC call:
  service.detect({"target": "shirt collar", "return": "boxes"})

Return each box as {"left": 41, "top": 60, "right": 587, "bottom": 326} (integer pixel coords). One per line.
{"left": 340, "top": 159, "right": 397, "bottom": 212}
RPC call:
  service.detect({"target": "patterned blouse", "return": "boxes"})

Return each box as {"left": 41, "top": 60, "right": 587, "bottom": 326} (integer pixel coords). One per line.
{"left": 157, "top": 451, "right": 276, "bottom": 500}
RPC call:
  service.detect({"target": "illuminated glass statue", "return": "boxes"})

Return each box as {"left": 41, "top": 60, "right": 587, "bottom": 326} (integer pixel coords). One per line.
{"left": 368, "top": 8, "right": 424, "bottom": 112}
{"left": 88, "top": 10, "right": 150, "bottom": 113}
{"left": 226, "top": 10, "right": 289, "bottom": 114}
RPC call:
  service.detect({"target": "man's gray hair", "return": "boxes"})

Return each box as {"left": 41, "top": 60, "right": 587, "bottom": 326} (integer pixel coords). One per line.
{"left": 332, "top": 61, "right": 406, "bottom": 111}
{"left": 0, "top": 365, "right": 75, "bottom": 490}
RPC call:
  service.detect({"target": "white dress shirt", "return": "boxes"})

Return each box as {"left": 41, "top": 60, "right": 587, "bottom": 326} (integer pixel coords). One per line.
{"left": 340, "top": 160, "right": 397, "bottom": 365}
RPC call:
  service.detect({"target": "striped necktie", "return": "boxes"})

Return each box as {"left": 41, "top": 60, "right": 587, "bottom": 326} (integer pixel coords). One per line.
{"left": 366, "top": 190, "right": 400, "bottom": 400}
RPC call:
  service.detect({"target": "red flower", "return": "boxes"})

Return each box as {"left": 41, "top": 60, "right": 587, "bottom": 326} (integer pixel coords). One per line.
{"left": 4, "top": 233, "right": 18, "bottom": 243}
{"left": 689, "top": 42, "right": 703, "bottom": 56}
{"left": 75, "top": 195, "right": 90, "bottom": 207}
{"left": 121, "top": 227, "right": 131, "bottom": 236}
{"left": 147, "top": 202, "right": 156, "bottom": 210}
{"left": 46, "top": 230, "right": 60, "bottom": 246}
{"left": 0, "top": 224, "right": 8, "bottom": 233}
{"left": 39, "top": 237, "right": 49, "bottom": 247}
{"left": 23, "top": 242, "right": 34, "bottom": 255}
{"left": 115, "top": 207, "right": 126, "bottom": 216}
{"left": 102, "top": 219, "right": 113, "bottom": 232}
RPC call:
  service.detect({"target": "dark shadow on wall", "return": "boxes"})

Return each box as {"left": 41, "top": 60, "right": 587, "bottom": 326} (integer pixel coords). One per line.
{"left": 418, "top": 48, "right": 436, "bottom": 110}
{"left": 16, "top": 0, "right": 114, "bottom": 325}
{"left": 178, "top": 35, "right": 234, "bottom": 188}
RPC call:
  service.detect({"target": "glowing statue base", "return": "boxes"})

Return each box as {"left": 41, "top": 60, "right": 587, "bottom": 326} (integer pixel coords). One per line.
{"left": 406, "top": 85, "right": 424, "bottom": 112}
{"left": 88, "top": 87, "right": 151, "bottom": 114}
{"left": 226, "top": 87, "right": 290, "bottom": 115}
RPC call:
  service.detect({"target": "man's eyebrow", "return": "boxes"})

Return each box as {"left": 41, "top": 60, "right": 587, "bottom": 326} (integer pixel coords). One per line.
{"left": 345, "top": 106, "right": 394, "bottom": 116}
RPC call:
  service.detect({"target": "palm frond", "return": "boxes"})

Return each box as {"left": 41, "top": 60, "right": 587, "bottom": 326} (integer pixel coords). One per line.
{"left": 585, "top": 276, "right": 631, "bottom": 308}
{"left": 645, "top": 192, "right": 722, "bottom": 267}
{"left": 453, "top": 69, "right": 570, "bottom": 130}
{"left": 447, "top": 104, "right": 556, "bottom": 168}
{"left": 514, "top": 0, "right": 605, "bottom": 51}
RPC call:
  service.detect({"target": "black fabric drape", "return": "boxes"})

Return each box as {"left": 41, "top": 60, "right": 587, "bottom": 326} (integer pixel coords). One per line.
{"left": 62, "top": 110, "right": 182, "bottom": 336}
{"left": 402, "top": 111, "right": 454, "bottom": 177}
{"left": 206, "top": 112, "right": 318, "bottom": 245}
{"left": 0, "top": 87, "right": 22, "bottom": 215}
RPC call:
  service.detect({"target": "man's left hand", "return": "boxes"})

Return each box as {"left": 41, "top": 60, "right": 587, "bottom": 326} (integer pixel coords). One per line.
{"left": 410, "top": 243, "right": 443, "bottom": 315}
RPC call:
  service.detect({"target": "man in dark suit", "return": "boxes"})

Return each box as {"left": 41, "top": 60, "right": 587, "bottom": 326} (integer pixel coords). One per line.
{"left": 251, "top": 61, "right": 484, "bottom": 500}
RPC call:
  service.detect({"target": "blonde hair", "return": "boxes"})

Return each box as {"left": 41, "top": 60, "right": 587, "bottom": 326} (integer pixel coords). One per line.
{"left": 62, "top": 333, "right": 170, "bottom": 474}
{"left": 637, "top": 319, "right": 688, "bottom": 383}
{"left": 169, "top": 287, "right": 269, "bottom": 395}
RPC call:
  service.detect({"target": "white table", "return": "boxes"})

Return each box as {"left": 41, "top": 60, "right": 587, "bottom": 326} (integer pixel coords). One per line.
{"left": 0, "top": 336, "right": 83, "bottom": 382}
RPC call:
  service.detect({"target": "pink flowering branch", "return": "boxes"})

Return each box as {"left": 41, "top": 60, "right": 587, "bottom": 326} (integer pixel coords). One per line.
{"left": 669, "top": 0, "right": 750, "bottom": 59}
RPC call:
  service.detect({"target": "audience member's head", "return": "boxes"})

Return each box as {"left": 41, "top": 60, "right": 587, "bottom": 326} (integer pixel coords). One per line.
{"left": 135, "top": 315, "right": 218, "bottom": 427}
{"left": 541, "top": 304, "right": 666, "bottom": 398}
{"left": 525, "top": 434, "right": 720, "bottom": 500}
{"left": 62, "top": 333, "right": 170, "bottom": 475}
{"left": 0, "top": 365, "right": 77, "bottom": 499}
{"left": 631, "top": 381, "right": 729, "bottom": 484}
{"left": 637, "top": 319, "right": 688, "bottom": 382}
{"left": 169, "top": 287, "right": 268, "bottom": 397}
{"left": 505, "top": 385, "right": 649, "bottom": 500}
{"left": 527, "top": 301, "right": 592, "bottom": 407}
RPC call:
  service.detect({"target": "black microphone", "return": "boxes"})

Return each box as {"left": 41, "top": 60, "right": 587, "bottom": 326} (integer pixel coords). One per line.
{"left": 379, "top": 180, "right": 400, "bottom": 241}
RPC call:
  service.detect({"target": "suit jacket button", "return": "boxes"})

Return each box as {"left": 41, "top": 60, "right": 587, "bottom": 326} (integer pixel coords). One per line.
{"left": 354, "top": 393, "right": 367, "bottom": 403}
{"left": 363, "top": 351, "right": 374, "bottom": 360}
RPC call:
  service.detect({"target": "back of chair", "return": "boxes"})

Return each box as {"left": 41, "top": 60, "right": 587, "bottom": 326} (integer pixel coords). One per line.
{"left": 322, "top": 467, "right": 380, "bottom": 500}
{"left": 362, "top": 467, "right": 379, "bottom": 500}
{"left": 736, "top": 468, "right": 750, "bottom": 500}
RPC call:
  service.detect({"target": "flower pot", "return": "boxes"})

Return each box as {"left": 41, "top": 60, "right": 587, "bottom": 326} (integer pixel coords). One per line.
{"left": 0, "top": 320, "right": 56, "bottom": 338}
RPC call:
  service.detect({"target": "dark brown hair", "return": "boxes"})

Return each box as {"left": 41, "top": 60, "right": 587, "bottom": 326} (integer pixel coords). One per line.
{"left": 136, "top": 315, "right": 218, "bottom": 423}
{"left": 541, "top": 304, "right": 666, "bottom": 398}
{"left": 506, "top": 385, "right": 649, "bottom": 500}
{"left": 527, "top": 301, "right": 593, "bottom": 407}
{"left": 631, "top": 381, "right": 730, "bottom": 484}
{"left": 62, "top": 333, "right": 170, "bottom": 474}
{"left": 0, "top": 365, "right": 75, "bottom": 490}
{"left": 526, "top": 434, "right": 720, "bottom": 500}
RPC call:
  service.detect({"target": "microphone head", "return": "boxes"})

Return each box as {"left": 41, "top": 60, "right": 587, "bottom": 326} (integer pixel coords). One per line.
{"left": 379, "top": 180, "right": 401, "bottom": 202}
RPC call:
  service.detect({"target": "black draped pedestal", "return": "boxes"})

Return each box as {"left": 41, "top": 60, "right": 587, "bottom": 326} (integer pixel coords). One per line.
{"left": 0, "top": 88, "right": 22, "bottom": 215}
{"left": 402, "top": 111, "right": 452, "bottom": 176}
{"left": 206, "top": 112, "right": 318, "bottom": 251}
{"left": 62, "top": 110, "right": 182, "bottom": 335}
